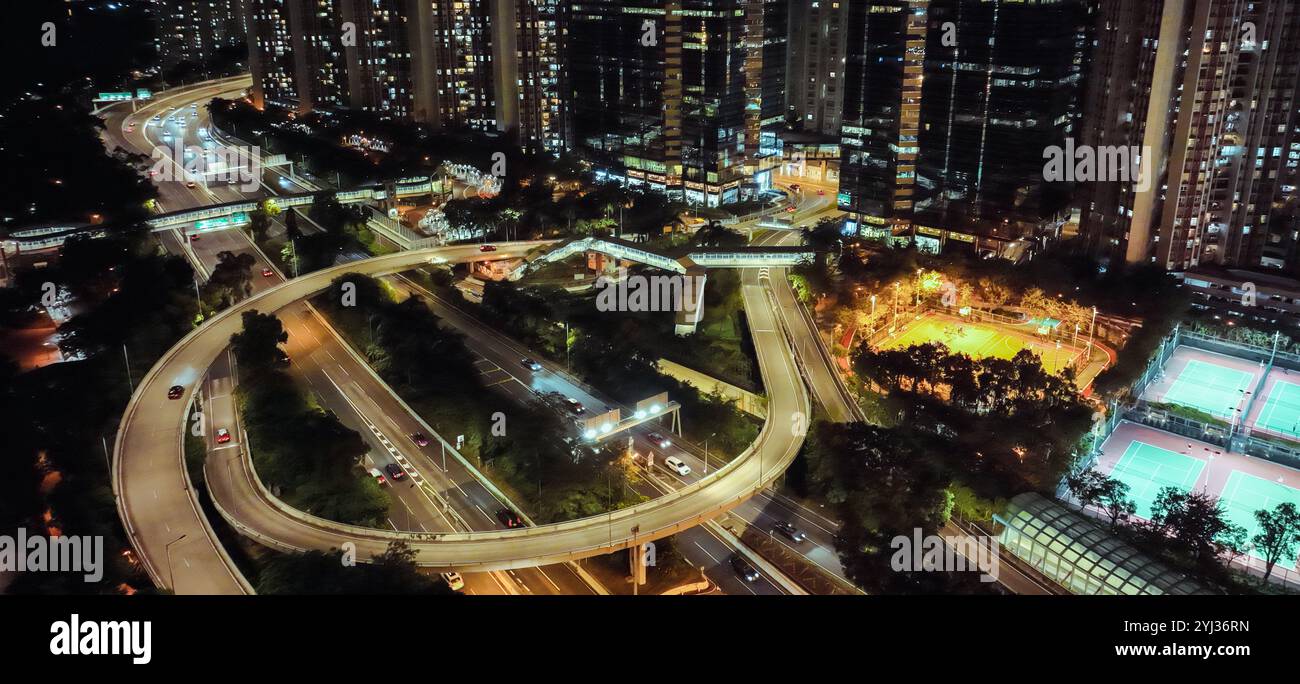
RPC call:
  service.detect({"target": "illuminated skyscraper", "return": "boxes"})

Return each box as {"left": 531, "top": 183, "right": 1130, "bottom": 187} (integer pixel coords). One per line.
{"left": 152, "top": 0, "right": 248, "bottom": 71}
{"left": 838, "top": 0, "right": 1090, "bottom": 260}
{"left": 565, "top": 0, "right": 787, "bottom": 206}
{"left": 509, "top": 0, "right": 565, "bottom": 152}
{"left": 1081, "top": 0, "right": 1300, "bottom": 273}
{"left": 245, "top": 0, "right": 565, "bottom": 147}
{"left": 340, "top": 0, "right": 418, "bottom": 119}
{"left": 245, "top": 0, "right": 298, "bottom": 109}
{"left": 787, "top": 0, "right": 850, "bottom": 136}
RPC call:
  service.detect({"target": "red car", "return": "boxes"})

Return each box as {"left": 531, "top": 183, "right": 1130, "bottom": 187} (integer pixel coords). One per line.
{"left": 215, "top": 428, "right": 231, "bottom": 444}
{"left": 479, "top": 244, "right": 497, "bottom": 252}
{"left": 496, "top": 509, "right": 524, "bottom": 528}
{"left": 786, "top": 205, "right": 797, "bottom": 213}
{"left": 817, "top": 189, "right": 826, "bottom": 196}
{"left": 167, "top": 385, "right": 184, "bottom": 400}
{"left": 261, "top": 267, "right": 274, "bottom": 277}
{"left": 189, "top": 234, "right": 200, "bottom": 242}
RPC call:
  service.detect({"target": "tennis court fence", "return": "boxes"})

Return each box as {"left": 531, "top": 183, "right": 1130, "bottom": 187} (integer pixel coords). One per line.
{"left": 1125, "top": 400, "right": 1231, "bottom": 448}
{"left": 1240, "top": 436, "right": 1300, "bottom": 470}
{"left": 1132, "top": 327, "right": 1179, "bottom": 398}
{"left": 1177, "top": 329, "right": 1300, "bottom": 370}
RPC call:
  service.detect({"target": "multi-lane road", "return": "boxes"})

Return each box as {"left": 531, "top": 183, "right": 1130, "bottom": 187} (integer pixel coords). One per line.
{"left": 114, "top": 243, "right": 809, "bottom": 579}
{"left": 107, "top": 78, "right": 854, "bottom": 596}
{"left": 110, "top": 83, "right": 606, "bottom": 595}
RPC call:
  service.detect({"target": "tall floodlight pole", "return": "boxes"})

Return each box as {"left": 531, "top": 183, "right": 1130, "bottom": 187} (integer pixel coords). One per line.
{"left": 1088, "top": 306, "right": 1098, "bottom": 355}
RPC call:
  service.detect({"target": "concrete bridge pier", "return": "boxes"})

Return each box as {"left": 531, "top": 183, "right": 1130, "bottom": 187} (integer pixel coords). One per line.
{"left": 674, "top": 267, "right": 708, "bottom": 336}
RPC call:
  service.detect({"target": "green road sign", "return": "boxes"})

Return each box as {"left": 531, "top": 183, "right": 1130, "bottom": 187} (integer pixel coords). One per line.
{"left": 194, "top": 213, "right": 250, "bottom": 231}
{"left": 136, "top": 89, "right": 152, "bottom": 99}
{"left": 97, "top": 92, "right": 133, "bottom": 102}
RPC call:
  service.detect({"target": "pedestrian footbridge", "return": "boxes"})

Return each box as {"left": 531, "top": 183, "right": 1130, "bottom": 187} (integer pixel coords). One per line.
{"left": 529, "top": 236, "right": 814, "bottom": 334}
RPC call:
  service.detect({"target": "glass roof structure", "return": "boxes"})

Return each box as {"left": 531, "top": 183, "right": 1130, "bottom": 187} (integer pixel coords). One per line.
{"left": 994, "top": 493, "right": 1216, "bottom": 595}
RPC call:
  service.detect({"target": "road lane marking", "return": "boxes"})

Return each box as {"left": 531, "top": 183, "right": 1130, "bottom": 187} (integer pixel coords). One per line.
{"left": 694, "top": 541, "right": 719, "bottom": 564}
{"left": 534, "top": 568, "right": 563, "bottom": 594}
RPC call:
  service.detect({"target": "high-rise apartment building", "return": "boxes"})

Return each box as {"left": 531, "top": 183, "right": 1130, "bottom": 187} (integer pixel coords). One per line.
{"left": 511, "top": 0, "right": 565, "bottom": 152}
{"left": 1081, "top": 0, "right": 1300, "bottom": 274}
{"left": 295, "top": 0, "right": 349, "bottom": 109}
{"left": 340, "top": 0, "right": 419, "bottom": 119}
{"left": 787, "top": 0, "right": 850, "bottom": 136}
{"left": 245, "top": 0, "right": 563, "bottom": 146}
{"left": 565, "top": 0, "right": 786, "bottom": 206}
{"left": 838, "top": 0, "right": 1090, "bottom": 260}
{"left": 152, "top": 0, "right": 248, "bottom": 70}
{"left": 245, "top": 0, "right": 299, "bottom": 109}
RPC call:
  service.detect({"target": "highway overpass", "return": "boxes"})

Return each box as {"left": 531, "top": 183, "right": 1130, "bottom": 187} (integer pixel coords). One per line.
{"left": 114, "top": 240, "right": 811, "bottom": 591}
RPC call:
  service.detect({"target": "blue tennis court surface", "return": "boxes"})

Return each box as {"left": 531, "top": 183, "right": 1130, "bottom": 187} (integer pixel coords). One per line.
{"left": 1109, "top": 441, "right": 1206, "bottom": 518}
{"left": 1219, "top": 471, "right": 1300, "bottom": 565}
{"left": 1254, "top": 380, "right": 1300, "bottom": 440}
{"left": 1162, "top": 359, "right": 1254, "bottom": 419}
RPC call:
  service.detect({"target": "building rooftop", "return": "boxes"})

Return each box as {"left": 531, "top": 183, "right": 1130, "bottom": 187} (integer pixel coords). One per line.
{"left": 995, "top": 492, "right": 1216, "bottom": 596}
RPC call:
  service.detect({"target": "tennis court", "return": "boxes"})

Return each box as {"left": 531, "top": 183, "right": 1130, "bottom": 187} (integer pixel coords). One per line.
{"left": 1108, "top": 441, "right": 1206, "bottom": 518}
{"left": 1161, "top": 359, "right": 1254, "bottom": 420}
{"left": 1254, "top": 379, "right": 1300, "bottom": 440}
{"left": 1219, "top": 471, "right": 1300, "bottom": 564}
{"left": 878, "top": 314, "right": 1081, "bottom": 375}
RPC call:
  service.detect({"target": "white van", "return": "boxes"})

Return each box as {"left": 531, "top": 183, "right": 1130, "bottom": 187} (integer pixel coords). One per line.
{"left": 664, "top": 456, "right": 691, "bottom": 477}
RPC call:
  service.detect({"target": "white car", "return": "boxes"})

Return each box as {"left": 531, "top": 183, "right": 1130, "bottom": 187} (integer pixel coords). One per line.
{"left": 441, "top": 572, "right": 464, "bottom": 591}
{"left": 664, "top": 456, "right": 691, "bottom": 477}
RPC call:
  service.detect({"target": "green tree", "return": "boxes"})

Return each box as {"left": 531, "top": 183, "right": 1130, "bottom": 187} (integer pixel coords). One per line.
{"left": 229, "top": 310, "right": 288, "bottom": 374}
{"left": 206, "top": 250, "right": 257, "bottom": 307}
{"left": 256, "top": 542, "right": 455, "bottom": 594}
{"left": 1149, "top": 487, "right": 1246, "bottom": 564}
{"left": 1251, "top": 502, "right": 1300, "bottom": 584}
{"left": 1065, "top": 470, "right": 1134, "bottom": 530}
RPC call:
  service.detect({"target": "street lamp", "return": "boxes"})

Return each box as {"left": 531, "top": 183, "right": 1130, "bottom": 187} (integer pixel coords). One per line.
{"left": 703, "top": 431, "right": 717, "bottom": 474}
{"left": 1088, "top": 306, "right": 1098, "bottom": 355}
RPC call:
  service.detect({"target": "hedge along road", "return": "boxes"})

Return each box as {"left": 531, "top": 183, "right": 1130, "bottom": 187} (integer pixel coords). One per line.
{"left": 114, "top": 240, "right": 811, "bottom": 593}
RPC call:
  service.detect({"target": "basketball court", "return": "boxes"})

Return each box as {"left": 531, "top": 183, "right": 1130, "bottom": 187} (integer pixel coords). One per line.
{"left": 877, "top": 312, "right": 1084, "bottom": 376}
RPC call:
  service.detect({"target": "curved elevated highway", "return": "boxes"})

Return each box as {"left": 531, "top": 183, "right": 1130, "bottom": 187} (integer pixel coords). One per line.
{"left": 115, "top": 241, "right": 810, "bottom": 592}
